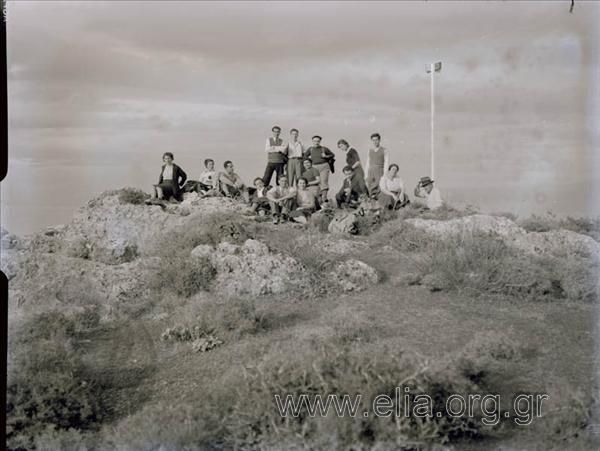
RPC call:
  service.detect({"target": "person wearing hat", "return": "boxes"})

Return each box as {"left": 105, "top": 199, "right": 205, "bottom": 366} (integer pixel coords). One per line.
{"left": 263, "top": 125, "right": 288, "bottom": 187}
{"left": 303, "top": 135, "right": 335, "bottom": 204}
{"left": 364, "top": 132, "right": 389, "bottom": 198}
{"left": 414, "top": 176, "right": 443, "bottom": 210}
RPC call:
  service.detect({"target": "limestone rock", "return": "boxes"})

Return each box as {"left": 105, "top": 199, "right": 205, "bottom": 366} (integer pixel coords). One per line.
{"left": 406, "top": 214, "right": 599, "bottom": 258}
{"left": 328, "top": 259, "right": 379, "bottom": 292}
{"left": 191, "top": 239, "right": 308, "bottom": 297}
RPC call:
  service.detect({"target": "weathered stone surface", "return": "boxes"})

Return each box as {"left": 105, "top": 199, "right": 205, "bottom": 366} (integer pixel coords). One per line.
{"left": 328, "top": 259, "right": 379, "bottom": 292}
{"left": 192, "top": 239, "right": 308, "bottom": 297}
{"left": 406, "top": 214, "right": 599, "bottom": 258}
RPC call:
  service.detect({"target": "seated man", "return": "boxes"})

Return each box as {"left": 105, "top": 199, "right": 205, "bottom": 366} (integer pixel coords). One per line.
{"left": 301, "top": 158, "right": 321, "bottom": 198}
{"left": 248, "top": 177, "right": 271, "bottom": 216}
{"left": 198, "top": 158, "right": 219, "bottom": 196}
{"left": 266, "top": 174, "right": 297, "bottom": 224}
{"left": 289, "top": 177, "right": 319, "bottom": 224}
{"left": 336, "top": 165, "right": 368, "bottom": 209}
{"left": 219, "top": 160, "right": 250, "bottom": 203}
{"left": 414, "top": 176, "right": 443, "bottom": 210}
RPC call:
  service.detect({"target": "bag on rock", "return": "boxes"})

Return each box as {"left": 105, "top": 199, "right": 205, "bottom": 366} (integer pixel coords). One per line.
{"left": 328, "top": 212, "right": 358, "bottom": 234}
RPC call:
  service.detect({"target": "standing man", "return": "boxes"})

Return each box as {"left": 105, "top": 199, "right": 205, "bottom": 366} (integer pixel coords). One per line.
{"left": 303, "top": 135, "right": 335, "bottom": 204}
{"left": 263, "top": 125, "right": 288, "bottom": 187}
{"left": 364, "top": 132, "right": 389, "bottom": 197}
{"left": 286, "top": 128, "right": 304, "bottom": 187}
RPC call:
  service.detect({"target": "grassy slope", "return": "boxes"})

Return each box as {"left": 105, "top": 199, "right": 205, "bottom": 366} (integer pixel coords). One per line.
{"left": 77, "top": 229, "right": 596, "bottom": 450}
{"left": 7, "top": 201, "right": 598, "bottom": 450}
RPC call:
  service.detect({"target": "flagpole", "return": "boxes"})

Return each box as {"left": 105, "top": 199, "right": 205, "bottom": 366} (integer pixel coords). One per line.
{"left": 430, "top": 64, "right": 435, "bottom": 180}
{"left": 427, "top": 61, "right": 441, "bottom": 181}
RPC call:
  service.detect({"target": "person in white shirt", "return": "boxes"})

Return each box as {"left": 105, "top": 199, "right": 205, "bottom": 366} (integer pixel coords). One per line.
{"left": 286, "top": 128, "right": 305, "bottom": 187}
{"left": 198, "top": 158, "right": 218, "bottom": 196}
{"left": 263, "top": 125, "right": 288, "bottom": 187}
{"left": 267, "top": 175, "right": 297, "bottom": 224}
{"left": 378, "top": 164, "right": 409, "bottom": 210}
{"left": 414, "top": 176, "right": 443, "bottom": 210}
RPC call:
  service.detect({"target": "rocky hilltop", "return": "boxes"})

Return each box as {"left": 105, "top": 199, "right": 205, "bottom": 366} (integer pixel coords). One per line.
{"left": 2, "top": 189, "right": 599, "bottom": 312}
{"left": 3, "top": 188, "right": 599, "bottom": 450}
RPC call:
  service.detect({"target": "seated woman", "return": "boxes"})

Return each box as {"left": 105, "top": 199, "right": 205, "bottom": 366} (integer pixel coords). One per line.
{"left": 378, "top": 164, "right": 409, "bottom": 210}
{"left": 198, "top": 158, "right": 219, "bottom": 196}
{"left": 152, "top": 152, "right": 187, "bottom": 202}
{"left": 289, "top": 177, "right": 319, "bottom": 224}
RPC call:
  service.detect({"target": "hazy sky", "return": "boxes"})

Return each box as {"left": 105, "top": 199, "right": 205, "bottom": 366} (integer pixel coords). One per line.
{"left": 3, "top": 1, "right": 599, "bottom": 234}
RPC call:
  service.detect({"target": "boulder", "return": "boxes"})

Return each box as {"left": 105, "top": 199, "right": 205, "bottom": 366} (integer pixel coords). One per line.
{"left": 328, "top": 259, "right": 379, "bottom": 292}
{"left": 191, "top": 239, "right": 308, "bottom": 297}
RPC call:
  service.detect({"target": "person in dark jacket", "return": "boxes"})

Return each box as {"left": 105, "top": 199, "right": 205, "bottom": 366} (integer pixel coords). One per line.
{"left": 153, "top": 152, "right": 187, "bottom": 201}
{"left": 303, "top": 135, "right": 335, "bottom": 204}
{"left": 336, "top": 165, "right": 368, "bottom": 209}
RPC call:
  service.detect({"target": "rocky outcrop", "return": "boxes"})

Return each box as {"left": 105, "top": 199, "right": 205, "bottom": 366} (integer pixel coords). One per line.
{"left": 406, "top": 214, "right": 599, "bottom": 258}
{"left": 329, "top": 259, "right": 379, "bottom": 292}
{"left": 191, "top": 239, "right": 309, "bottom": 297}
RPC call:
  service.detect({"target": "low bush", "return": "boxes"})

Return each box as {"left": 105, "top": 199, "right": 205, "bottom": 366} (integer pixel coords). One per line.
{"left": 162, "top": 297, "right": 267, "bottom": 343}
{"left": 152, "top": 255, "right": 216, "bottom": 298}
{"left": 100, "top": 332, "right": 528, "bottom": 450}
{"left": 7, "top": 311, "right": 105, "bottom": 450}
{"left": 218, "top": 341, "right": 511, "bottom": 449}
{"left": 118, "top": 187, "right": 150, "bottom": 205}
{"left": 411, "top": 231, "right": 598, "bottom": 303}
{"left": 520, "top": 213, "right": 600, "bottom": 242}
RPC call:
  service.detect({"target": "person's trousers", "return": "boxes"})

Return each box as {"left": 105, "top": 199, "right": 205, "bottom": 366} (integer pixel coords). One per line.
{"left": 313, "top": 163, "right": 331, "bottom": 201}
{"left": 263, "top": 162, "right": 285, "bottom": 186}
{"left": 366, "top": 166, "right": 384, "bottom": 197}
{"left": 287, "top": 158, "right": 304, "bottom": 186}
{"left": 379, "top": 192, "right": 409, "bottom": 210}
{"left": 270, "top": 198, "right": 294, "bottom": 217}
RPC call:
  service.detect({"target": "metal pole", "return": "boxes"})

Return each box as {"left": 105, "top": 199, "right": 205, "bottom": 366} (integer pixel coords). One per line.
{"left": 430, "top": 64, "right": 435, "bottom": 180}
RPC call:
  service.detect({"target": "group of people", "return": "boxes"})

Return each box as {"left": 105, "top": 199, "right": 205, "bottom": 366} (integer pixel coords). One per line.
{"left": 150, "top": 126, "right": 443, "bottom": 224}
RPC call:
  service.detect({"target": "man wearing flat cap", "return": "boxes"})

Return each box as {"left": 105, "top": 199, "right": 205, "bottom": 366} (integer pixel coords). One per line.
{"left": 303, "top": 135, "right": 335, "bottom": 204}
{"left": 263, "top": 125, "right": 288, "bottom": 187}
{"left": 414, "top": 176, "right": 443, "bottom": 210}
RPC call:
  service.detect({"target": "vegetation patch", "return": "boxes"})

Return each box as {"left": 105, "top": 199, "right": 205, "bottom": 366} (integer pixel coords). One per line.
{"left": 7, "top": 311, "right": 106, "bottom": 450}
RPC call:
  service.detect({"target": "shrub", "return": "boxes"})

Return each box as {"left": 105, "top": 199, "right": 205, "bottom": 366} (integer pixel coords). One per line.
{"left": 152, "top": 255, "right": 216, "bottom": 298}
{"left": 218, "top": 343, "right": 497, "bottom": 449}
{"left": 117, "top": 187, "right": 150, "bottom": 205}
{"left": 162, "top": 298, "right": 267, "bottom": 343}
{"left": 7, "top": 312, "right": 105, "bottom": 450}
{"left": 410, "top": 231, "right": 598, "bottom": 303}
{"left": 519, "top": 213, "right": 600, "bottom": 242}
